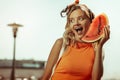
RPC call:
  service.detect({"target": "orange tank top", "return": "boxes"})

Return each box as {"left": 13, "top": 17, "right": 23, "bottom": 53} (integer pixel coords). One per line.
{"left": 51, "top": 42, "right": 95, "bottom": 80}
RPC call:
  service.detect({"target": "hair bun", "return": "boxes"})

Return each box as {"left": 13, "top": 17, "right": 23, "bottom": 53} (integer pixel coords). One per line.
{"left": 75, "top": 0, "right": 79, "bottom": 4}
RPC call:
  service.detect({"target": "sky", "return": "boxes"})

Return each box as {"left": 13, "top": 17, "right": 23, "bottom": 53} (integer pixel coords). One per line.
{"left": 0, "top": 0, "right": 120, "bottom": 79}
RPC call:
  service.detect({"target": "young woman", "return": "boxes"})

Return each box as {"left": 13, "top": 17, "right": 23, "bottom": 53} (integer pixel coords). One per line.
{"left": 41, "top": 1, "right": 110, "bottom": 80}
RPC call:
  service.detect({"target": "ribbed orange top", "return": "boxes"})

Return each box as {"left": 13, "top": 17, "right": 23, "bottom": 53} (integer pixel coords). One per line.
{"left": 51, "top": 42, "right": 95, "bottom": 80}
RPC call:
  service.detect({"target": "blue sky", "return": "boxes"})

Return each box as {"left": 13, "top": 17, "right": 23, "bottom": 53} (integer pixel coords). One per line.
{"left": 0, "top": 0, "right": 120, "bottom": 79}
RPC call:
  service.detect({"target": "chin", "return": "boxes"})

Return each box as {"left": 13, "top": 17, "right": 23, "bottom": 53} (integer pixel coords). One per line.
{"left": 78, "top": 34, "right": 84, "bottom": 38}
{"left": 74, "top": 35, "right": 83, "bottom": 42}
{"left": 78, "top": 35, "right": 82, "bottom": 39}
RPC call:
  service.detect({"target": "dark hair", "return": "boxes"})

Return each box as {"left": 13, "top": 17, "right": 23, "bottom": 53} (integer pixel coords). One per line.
{"left": 60, "top": 4, "right": 94, "bottom": 23}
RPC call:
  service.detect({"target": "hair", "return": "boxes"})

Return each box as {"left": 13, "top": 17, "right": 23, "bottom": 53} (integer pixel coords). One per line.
{"left": 61, "top": 4, "right": 95, "bottom": 49}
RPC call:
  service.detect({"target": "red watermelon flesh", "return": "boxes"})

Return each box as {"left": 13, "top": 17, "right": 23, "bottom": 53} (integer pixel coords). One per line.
{"left": 81, "top": 13, "right": 109, "bottom": 42}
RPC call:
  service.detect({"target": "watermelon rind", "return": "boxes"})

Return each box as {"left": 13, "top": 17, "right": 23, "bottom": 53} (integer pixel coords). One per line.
{"left": 81, "top": 13, "right": 108, "bottom": 43}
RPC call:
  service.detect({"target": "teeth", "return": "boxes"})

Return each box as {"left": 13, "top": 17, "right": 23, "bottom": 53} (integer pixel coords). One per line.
{"left": 75, "top": 27, "right": 83, "bottom": 32}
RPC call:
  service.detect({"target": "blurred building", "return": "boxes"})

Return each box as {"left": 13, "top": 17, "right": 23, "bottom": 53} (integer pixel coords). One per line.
{"left": 0, "top": 59, "right": 45, "bottom": 80}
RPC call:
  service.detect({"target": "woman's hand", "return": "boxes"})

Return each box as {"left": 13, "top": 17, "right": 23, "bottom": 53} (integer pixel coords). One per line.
{"left": 94, "top": 25, "right": 110, "bottom": 48}
{"left": 91, "top": 25, "right": 110, "bottom": 80}
{"left": 64, "top": 27, "right": 75, "bottom": 40}
{"left": 63, "top": 27, "right": 83, "bottom": 43}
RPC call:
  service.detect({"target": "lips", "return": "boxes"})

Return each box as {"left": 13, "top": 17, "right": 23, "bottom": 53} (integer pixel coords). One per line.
{"left": 75, "top": 27, "right": 83, "bottom": 35}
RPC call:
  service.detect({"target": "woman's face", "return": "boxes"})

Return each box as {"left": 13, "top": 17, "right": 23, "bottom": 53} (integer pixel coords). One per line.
{"left": 68, "top": 9, "right": 91, "bottom": 40}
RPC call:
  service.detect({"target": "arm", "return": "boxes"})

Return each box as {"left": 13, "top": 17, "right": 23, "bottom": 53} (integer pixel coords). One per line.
{"left": 92, "top": 25, "right": 110, "bottom": 80}
{"left": 41, "top": 38, "right": 63, "bottom": 80}
{"left": 92, "top": 44, "right": 104, "bottom": 80}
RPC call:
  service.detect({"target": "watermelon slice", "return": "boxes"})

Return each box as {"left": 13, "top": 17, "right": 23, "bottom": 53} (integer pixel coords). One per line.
{"left": 81, "top": 13, "right": 109, "bottom": 43}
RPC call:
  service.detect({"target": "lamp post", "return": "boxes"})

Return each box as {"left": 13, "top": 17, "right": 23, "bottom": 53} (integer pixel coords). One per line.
{"left": 8, "top": 23, "right": 23, "bottom": 80}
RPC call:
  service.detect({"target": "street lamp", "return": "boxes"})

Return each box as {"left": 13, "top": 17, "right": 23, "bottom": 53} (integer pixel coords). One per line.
{"left": 8, "top": 23, "right": 23, "bottom": 80}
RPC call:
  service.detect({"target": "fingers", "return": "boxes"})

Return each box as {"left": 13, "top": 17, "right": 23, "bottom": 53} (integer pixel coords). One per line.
{"left": 64, "top": 28, "right": 75, "bottom": 40}
{"left": 100, "top": 25, "right": 110, "bottom": 44}
{"left": 72, "top": 29, "right": 78, "bottom": 36}
{"left": 95, "top": 25, "right": 110, "bottom": 47}
{"left": 64, "top": 27, "right": 81, "bottom": 42}
{"left": 104, "top": 25, "right": 110, "bottom": 40}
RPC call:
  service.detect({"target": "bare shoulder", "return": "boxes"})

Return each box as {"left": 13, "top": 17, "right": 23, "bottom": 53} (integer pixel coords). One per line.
{"left": 55, "top": 37, "right": 63, "bottom": 45}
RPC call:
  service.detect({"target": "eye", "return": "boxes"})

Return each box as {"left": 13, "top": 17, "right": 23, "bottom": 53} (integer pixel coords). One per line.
{"left": 69, "top": 18, "right": 75, "bottom": 23}
{"left": 78, "top": 17, "right": 84, "bottom": 21}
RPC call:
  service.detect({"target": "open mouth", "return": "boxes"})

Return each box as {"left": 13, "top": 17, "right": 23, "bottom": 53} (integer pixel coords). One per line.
{"left": 75, "top": 27, "right": 83, "bottom": 35}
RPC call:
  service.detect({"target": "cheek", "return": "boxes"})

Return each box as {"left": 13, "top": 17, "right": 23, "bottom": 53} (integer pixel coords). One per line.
{"left": 83, "top": 22, "right": 90, "bottom": 32}
{"left": 85, "top": 26, "right": 89, "bottom": 32}
{"left": 85, "top": 25, "right": 89, "bottom": 31}
{"left": 69, "top": 23, "right": 74, "bottom": 28}
{"left": 83, "top": 20, "right": 90, "bottom": 25}
{"left": 84, "top": 21, "right": 91, "bottom": 28}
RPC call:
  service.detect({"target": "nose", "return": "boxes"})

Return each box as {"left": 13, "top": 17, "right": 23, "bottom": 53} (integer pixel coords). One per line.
{"left": 74, "top": 18, "right": 79, "bottom": 24}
